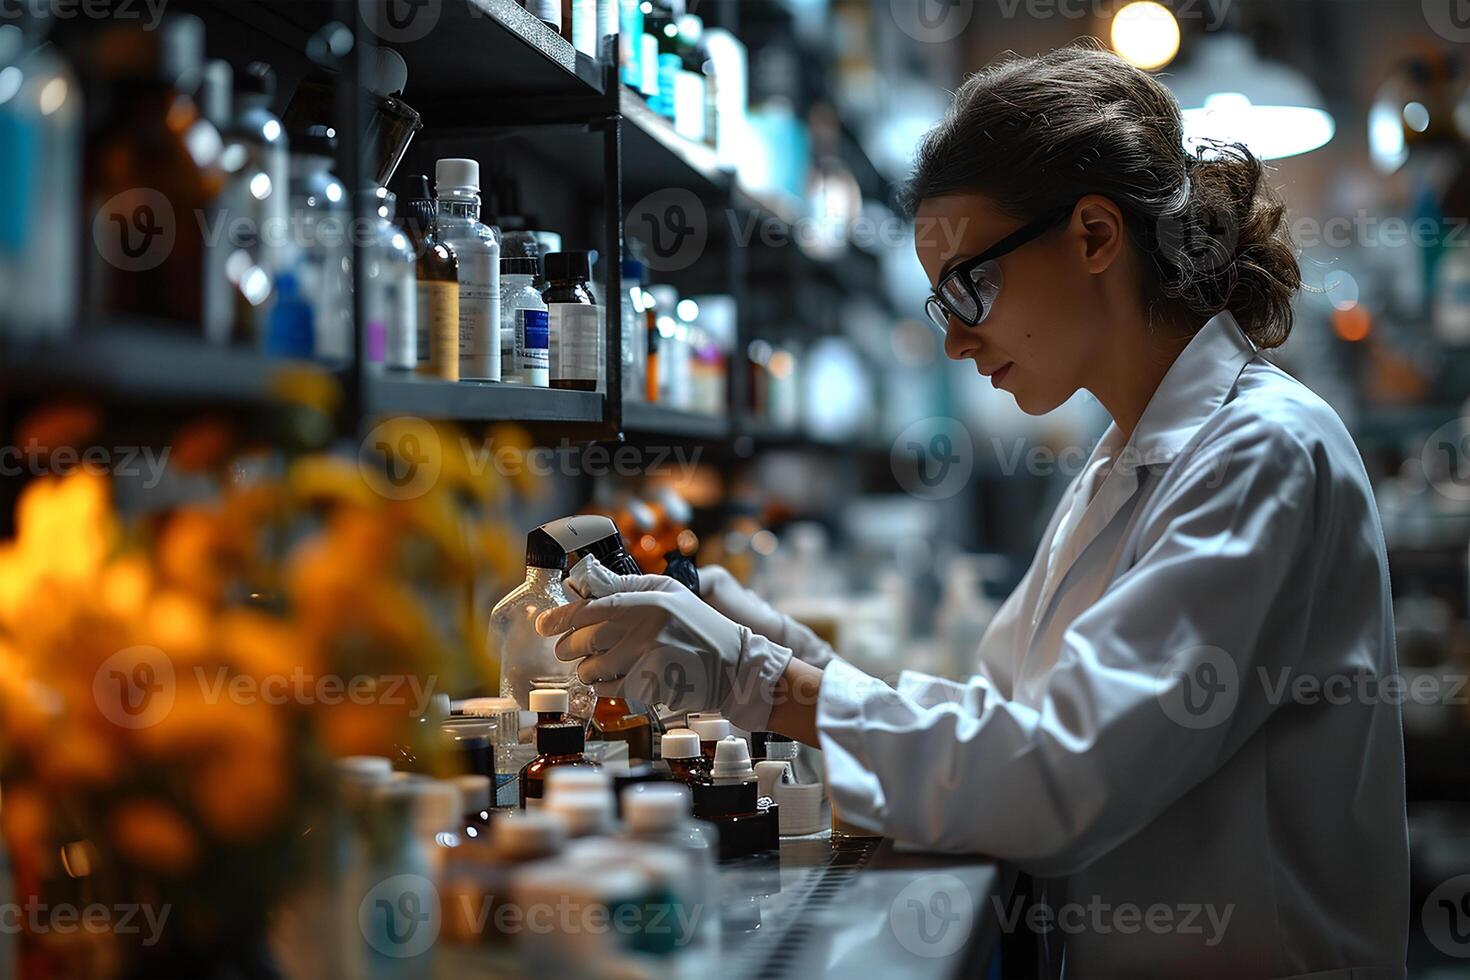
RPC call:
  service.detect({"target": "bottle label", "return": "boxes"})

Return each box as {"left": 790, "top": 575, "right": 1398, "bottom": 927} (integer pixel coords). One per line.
{"left": 388, "top": 274, "right": 417, "bottom": 369}
{"left": 456, "top": 252, "right": 499, "bottom": 381}
{"left": 515, "top": 308, "right": 550, "bottom": 387}
{"left": 674, "top": 71, "right": 707, "bottom": 142}
{"left": 417, "top": 281, "right": 460, "bottom": 381}
{"left": 655, "top": 53, "right": 681, "bottom": 118}
{"left": 0, "top": 112, "right": 39, "bottom": 254}
{"left": 640, "top": 34, "right": 659, "bottom": 95}
{"left": 548, "top": 303, "right": 601, "bottom": 385}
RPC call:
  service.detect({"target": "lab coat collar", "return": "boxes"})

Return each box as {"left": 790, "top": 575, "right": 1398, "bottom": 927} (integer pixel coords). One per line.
{"left": 1103, "top": 310, "right": 1258, "bottom": 473}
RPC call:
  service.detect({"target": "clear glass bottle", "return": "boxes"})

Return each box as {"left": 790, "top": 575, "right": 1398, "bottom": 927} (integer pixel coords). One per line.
{"left": 405, "top": 175, "right": 459, "bottom": 380}
{"left": 84, "top": 16, "right": 225, "bottom": 329}
{"left": 232, "top": 62, "right": 289, "bottom": 274}
{"left": 286, "top": 124, "right": 351, "bottom": 361}
{"left": 620, "top": 258, "right": 648, "bottom": 403}
{"left": 199, "top": 60, "right": 250, "bottom": 345}
{"left": 364, "top": 187, "right": 417, "bottom": 372}
{"left": 0, "top": 12, "right": 79, "bottom": 339}
{"left": 543, "top": 251, "right": 602, "bottom": 391}
{"left": 492, "top": 530, "right": 574, "bottom": 711}
{"left": 500, "top": 255, "right": 547, "bottom": 386}
{"left": 435, "top": 157, "right": 501, "bottom": 381}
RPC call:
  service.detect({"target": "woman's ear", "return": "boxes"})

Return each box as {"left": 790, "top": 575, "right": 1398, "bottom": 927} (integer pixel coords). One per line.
{"left": 1073, "top": 195, "right": 1126, "bottom": 274}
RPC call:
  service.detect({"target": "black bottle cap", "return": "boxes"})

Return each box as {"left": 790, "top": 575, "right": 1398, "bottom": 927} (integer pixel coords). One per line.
{"left": 501, "top": 256, "right": 541, "bottom": 277}
{"left": 237, "top": 61, "right": 277, "bottom": 100}
{"left": 536, "top": 516, "right": 640, "bottom": 575}
{"left": 525, "top": 527, "right": 568, "bottom": 571}
{"left": 543, "top": 251, "right": 592, "bottom": 282}
{"left": 693, "top": 778, "right": 757, "bottom": 819}
{"left": 536, "top": 721, "right": 585, "bottom": 755}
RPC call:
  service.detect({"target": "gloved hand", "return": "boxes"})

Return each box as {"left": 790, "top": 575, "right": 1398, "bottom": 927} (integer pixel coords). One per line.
{"left": 699, "top": 565, "right": 836, "bottom": 669}
{"left": 535, "top": 556, "right": 793, "bottom": 733}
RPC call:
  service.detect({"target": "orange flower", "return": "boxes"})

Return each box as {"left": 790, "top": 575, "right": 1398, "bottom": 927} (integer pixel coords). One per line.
{"left": 110, "top": 799, "right": 199, "bottom": 876}
{"left": 157, "top": 508, "right": 232, "bottom": 602}
{"left": 193, "top": 743, "right": 289, "bottom": 844}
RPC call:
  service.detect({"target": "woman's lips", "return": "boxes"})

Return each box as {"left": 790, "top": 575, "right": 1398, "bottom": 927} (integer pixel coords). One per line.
{"left": 982, "top": 362, "right": 1013, "bottom": 386}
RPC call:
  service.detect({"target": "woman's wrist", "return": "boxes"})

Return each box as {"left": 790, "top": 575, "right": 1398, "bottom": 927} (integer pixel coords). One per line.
{"left": 766, "top": 656, "right": 825, "bottom": 747}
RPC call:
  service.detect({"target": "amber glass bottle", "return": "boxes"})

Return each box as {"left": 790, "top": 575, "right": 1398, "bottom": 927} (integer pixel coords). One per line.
{"left": 518, "top": 721, "right": 594, "bottom": 808}
{"left": 588, "top": 696, "right": 653, "bottom": 762}
{"left": 406, "top": 175, "right": 459, "bottom": 380}
{"left": 84, "top": 16, "right": 226, "bottom": 327}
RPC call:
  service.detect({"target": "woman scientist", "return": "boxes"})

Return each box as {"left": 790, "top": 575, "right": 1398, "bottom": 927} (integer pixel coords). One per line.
{"left": 538, "top": 45, "right": 1408, "bottom": 978}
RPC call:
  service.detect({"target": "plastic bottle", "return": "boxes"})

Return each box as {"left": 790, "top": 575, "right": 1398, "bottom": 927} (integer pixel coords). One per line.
{"left": 543, "top": 251, "right": 603, "bottom": 391}
{"left": 232, "top": 62, "right": 289, "bottom": 268}
{"left": 501, "top": 255, "right": 547, "bottom": 386}
{"left": 364, "top": 187, "right": 417, "bottom": 372}
{"left": 620, "top": 783, "right": 719, "bottom": 956}
{"left": 442, "top": 810, "right": 565, "bottom": 948}
{"left": 452, "top": 696, "right": 520, "bottom": 805}
{"left": 621, "top": 258, "right": 648, "bottom": 402}
{"left": 405, "top": 174, "right": 459, "bottom": 380}
{"left": 0, "top": 11, "right": 79, "bottom": 339}
{"left": 618, "top": 0, "right": 643, "bottom": 88}
{"left": 435, "top": 158, "right": 501, "bottom": 381}
{"left": 83, "top": 16, "right": 224, "bottom": 328}
{"left": 545, "top": 787, "right": 616, "bottom": 838}
{"left": 673, "top": 13, "right": 707, "bottom": 143}
{"left": 265, "top": 273, "right": 314, "bottom": 358}
{"left": 455, "top": 774, "right": 494, "bottom": 840}
{"left": 286, "top": 124, "right": 351, "bottom": 360}
{"left": 361, "top": 781, "right": 439, "bottom": 977}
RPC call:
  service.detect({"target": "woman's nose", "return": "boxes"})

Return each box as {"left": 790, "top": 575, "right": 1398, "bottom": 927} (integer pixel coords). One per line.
{"left": 942, "top": 318, "right": 974, "bottom": 361}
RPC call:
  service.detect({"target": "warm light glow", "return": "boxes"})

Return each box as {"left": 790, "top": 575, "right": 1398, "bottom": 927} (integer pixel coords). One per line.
{"left": 767, "top": 350, "right": 794, "bottom": 379}
{"left": 1331, "top": 304, "right": 1372, "bottom": 342}
{"left": 38, "top": 77, "right": 68, "bottom": 116}
{"left": 1110, "top": 2, "right": 1180, "bottom": 71}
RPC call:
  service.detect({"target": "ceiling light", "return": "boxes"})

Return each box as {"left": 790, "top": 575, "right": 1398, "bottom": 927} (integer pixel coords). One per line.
{"left": 1111, "top": 1, "right": 1180, "bottom": 71}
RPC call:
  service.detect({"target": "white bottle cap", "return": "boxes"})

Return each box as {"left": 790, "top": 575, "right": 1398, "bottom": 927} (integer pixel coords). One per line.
{"left": 455, "top": 774, "right": 492, "bottom": 812}
{"left": 334, "top": 755, "right": 393, "bottom": 782}
{"left": 529, "top": 688, "right": 570, "bottom": 714}
{"left": 659, "top": 727, "right": 701, "bottom": 760}
{"left": 435, "top": 157, "right": 479, "bottom": 193}
{"left": 545, "top": 766, "right": 610, "bottom": 797}
{"left": 622, "top": 783, "right": 691, "bottom": 833}
{"left": 690, "top": 718, "right": 730, "bottom": 742}
{"left": 686, "top": 711, "right": 723, "bottom": 725}
{"left": 460, "top": 696, "right": 518, "bottom": 718}
{"left": 423, "top": 692, "right": 452, "bottom": 723}
{"left": 545, "top": 790, "right": 614, "bottom": 837}
{"left": 711, "top": 735, "right": 754, "bottom": 780}
{"left": 493, "top": 810, "right": 566, "bottom": 859}
{"left": 373, "top": 776, "right": 462, "bottom": 837}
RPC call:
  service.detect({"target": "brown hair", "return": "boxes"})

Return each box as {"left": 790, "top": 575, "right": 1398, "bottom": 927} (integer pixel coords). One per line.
{"left": 903, "top": 43, "right": 1300, "bottom": 348}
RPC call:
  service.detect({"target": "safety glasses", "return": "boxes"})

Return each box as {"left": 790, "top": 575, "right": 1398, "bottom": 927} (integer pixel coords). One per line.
{"left": 924, "top": 203, "right": 1077, "bottom": 333}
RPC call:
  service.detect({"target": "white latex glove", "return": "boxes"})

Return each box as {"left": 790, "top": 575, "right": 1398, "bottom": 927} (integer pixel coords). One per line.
{"left": 536, "top": 556, "right": 793, "bottom": 733}
{"left": 699, "top": 565, "right": 836, "bottom": 669}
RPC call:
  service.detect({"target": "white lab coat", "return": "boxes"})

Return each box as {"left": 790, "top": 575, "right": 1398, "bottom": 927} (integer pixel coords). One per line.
{"left": 817, "top": 312, "right": 1409, "bottom": 979}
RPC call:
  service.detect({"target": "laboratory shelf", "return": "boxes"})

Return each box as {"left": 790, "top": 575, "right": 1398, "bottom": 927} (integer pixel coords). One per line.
{"left": 363, "top": 375, "right": 604, "bottom": 423}
{"left": 0, "top": 325, "right": 333, "bottom": 407}
{"left": 620, "top": 88, "right": 732, "bottom": 200}
{"left": 620, "top": 401, "right": 732, "bottom": 440}
{"left": 395, "top": 0, "right": 605, "bottom": 100}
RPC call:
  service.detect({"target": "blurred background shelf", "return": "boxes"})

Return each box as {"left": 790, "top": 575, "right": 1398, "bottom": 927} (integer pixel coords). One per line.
{"left": 0, "top": 326, "right": 331, "bottom": 407}
{"left": 364, "top": 375, "right": 604, "bottom": 423}
{"left": 620, "top": 402, "right": 731, "bottom": 439}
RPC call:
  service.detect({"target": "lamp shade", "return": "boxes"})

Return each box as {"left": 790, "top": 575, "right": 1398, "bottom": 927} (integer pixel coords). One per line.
{"left": 1165, "top": 34, "right": 1334, "bottom": 160}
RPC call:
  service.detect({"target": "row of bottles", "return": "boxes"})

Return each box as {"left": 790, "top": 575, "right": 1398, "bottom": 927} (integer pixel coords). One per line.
{"left": 619, "top": 264, "right": 731, "bottom": 413}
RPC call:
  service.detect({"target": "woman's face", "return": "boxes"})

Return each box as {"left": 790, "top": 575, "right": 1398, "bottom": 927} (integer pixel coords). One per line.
{"left": 915, "top": 193, "right": 1106, "bottom": 415}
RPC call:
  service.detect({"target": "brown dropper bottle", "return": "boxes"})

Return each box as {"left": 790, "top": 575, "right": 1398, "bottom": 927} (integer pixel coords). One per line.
{"left": 84, "top": 16, "right": 226, "bottom": 327}
{"left": 405, "top": 175, "right": 459, "bottom": 380}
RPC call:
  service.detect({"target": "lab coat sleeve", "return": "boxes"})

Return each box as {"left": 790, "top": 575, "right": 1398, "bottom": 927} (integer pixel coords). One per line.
{"left": 817, "top": 419, "right": 1318, "bottom": 873}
